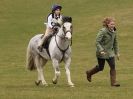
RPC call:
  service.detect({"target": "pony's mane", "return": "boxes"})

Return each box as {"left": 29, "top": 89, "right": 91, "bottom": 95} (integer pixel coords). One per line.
{"left": 62, "top": 16, "right": 72, "bottom": 23}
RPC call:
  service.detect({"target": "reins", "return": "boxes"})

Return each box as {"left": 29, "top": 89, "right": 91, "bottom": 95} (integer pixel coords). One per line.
{"left": 55, "top": 35, "right": 70, "bottom": 62}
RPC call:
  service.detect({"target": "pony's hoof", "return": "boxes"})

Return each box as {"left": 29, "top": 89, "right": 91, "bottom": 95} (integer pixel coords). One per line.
{"left": 42, "top": 83, "right": 48, "bottom": 87}
{"left": 70, "top": 85, "right": 75, "bottom": 87}
{"left": 68, "top": 83, "right": 75, "bottom": 87}
{"left": 35, "top": 80, "right": 41, "bottom": 86}
{"left": 52, "top": 79, "right": 57, "bottom": 84}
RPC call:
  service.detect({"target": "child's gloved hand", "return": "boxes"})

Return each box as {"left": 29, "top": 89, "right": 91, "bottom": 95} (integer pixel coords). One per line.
{"left": 52, "top": 19, "right": 58, "bottom": 23}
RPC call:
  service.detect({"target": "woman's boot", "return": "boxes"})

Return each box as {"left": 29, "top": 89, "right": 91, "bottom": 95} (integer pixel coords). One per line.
{"left": 86, "top": 66, "right": 100, "bottom": 82}
{"left": 110, "top": 69, "right": 120, "bottom": 87}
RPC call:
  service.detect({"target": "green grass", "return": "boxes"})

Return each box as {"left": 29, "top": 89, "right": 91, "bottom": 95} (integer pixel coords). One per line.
{"left": 0, "top": 0, "right": 133, "bottom": 99}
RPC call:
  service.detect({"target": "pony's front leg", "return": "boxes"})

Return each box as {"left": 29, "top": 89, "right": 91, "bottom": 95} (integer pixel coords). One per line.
{"left": 52, "top": 59, "right": 61, "bottom": 84}
{"left": 64, "top": 57, "right": 74, "bottom": 87}
{"left": 35, "top": 56, "right": 48, "bottom": 86}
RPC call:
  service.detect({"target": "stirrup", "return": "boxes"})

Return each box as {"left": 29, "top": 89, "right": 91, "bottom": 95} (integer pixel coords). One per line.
{"left": 38, "top": 46, "right": 43, "bottom": 52}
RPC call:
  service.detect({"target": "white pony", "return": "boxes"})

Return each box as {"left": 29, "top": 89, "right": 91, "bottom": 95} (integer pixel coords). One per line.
{"left": 26, "top": 16, "right": 74, "bottom": 87}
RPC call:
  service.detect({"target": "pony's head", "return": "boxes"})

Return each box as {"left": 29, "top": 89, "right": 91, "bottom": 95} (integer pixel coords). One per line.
{"left": 59, "top": 16, "right": 73, "bottom": 40}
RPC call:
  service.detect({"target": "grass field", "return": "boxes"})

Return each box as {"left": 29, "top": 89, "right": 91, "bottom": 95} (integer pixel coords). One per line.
{"left": 0, "top": 0, "right": 133, "bottom": 99}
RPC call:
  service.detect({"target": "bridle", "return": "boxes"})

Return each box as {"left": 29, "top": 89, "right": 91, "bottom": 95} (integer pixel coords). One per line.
{"left": 62, "top": 24, "right": 73, "bottom": 36}
{"left": 54, "top": 22, "right": 73, "bottom": 62}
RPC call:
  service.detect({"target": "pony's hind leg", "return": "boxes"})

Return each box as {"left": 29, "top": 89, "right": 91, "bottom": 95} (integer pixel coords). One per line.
{"left": 64, "top": 57, "right": 74, "bottom": 87}
{"left": 52, "top": 59, "right": 61, "bottom": 84}
{"left": 35, "top": 55, "right": 48, "bottom": 86}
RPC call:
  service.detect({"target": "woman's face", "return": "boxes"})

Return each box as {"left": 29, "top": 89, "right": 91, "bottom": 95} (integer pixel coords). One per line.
{"left": 54, "top": 9, "right": 61, "bottom": 15}
{"left": 107, "top": 21, "right": 115, "bottom": 30}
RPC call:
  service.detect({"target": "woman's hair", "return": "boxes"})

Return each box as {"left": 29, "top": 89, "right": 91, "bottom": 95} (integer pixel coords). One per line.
{"left": 103, "top": 17, "right": 115, "bottom": 27}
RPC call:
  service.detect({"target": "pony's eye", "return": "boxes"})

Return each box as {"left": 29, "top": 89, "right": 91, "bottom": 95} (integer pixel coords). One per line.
{"left": 70, "top": 26, "right": 72, "bottom": 29}
{"left": 63, "top": 26, "right": 65, "bottom": 29}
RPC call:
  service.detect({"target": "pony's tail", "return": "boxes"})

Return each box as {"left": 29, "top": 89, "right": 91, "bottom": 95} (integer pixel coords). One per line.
{"left": 26, "top": 44, "right": 36, "bottom": 71}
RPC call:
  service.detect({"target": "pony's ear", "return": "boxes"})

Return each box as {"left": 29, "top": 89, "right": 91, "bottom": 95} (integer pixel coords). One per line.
{"left": 69, "top": 17, "right": 72, "bottom": 23}
{"left": 62, "top": 16, "right": 72, "bottom": 23}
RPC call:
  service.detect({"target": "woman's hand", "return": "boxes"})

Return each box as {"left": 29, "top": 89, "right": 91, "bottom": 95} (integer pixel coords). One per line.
{"left": 116, "top": 53, "right": 120, "bottom": 60}
{"left": 100, "top": 51, "right": 106, "bottom": 55}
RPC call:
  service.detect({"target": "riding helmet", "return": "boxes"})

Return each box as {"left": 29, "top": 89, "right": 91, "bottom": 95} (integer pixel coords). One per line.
{"left": 52, "top": 4, "right": 62, "bottom": 12}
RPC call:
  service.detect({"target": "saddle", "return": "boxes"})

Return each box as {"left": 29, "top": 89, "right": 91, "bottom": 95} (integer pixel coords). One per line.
{"left": 43, "top": 27, "right": 59, "bottom": 47}
{"left": 42, "top": 35, "right": 52, "bottom": 49}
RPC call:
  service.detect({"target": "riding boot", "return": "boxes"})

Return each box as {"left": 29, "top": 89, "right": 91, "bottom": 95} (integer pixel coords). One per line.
{"left": 110, "top": 69, "right": 120, "bottom": 87}
{"left": 86, "top": 66, "right": 100, "bottom": 82}
{"left": 38, "top": 34, "right": 51, "bottom": 52}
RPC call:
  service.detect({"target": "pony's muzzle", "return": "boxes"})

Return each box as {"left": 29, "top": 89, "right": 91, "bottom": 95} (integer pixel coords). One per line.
{"left": 65, "top": 32, "right": 72, "bottom": 40}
